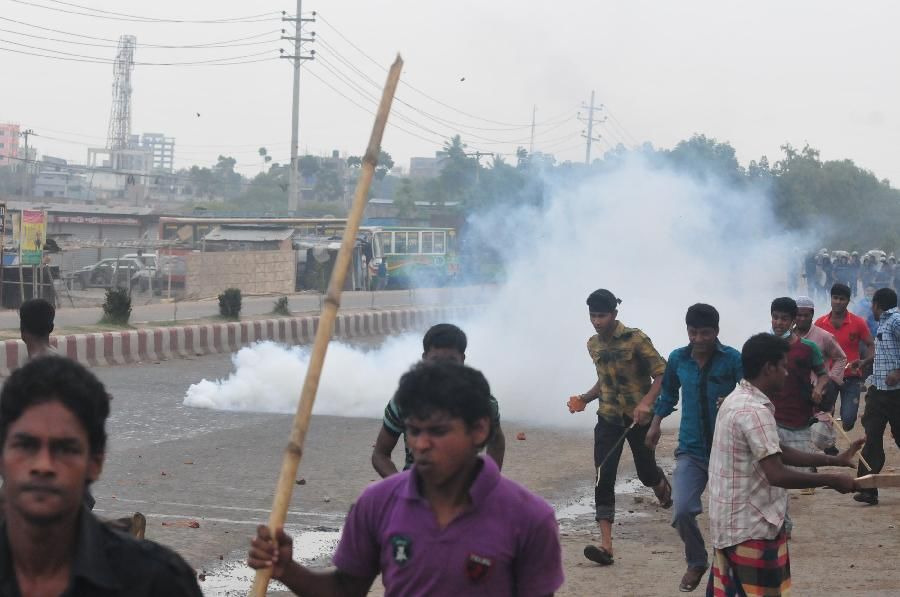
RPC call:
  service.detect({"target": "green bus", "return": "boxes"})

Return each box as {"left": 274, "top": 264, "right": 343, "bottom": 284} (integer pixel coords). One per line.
{"left": 368, "top": 226, "right": 458, "bottom": 288}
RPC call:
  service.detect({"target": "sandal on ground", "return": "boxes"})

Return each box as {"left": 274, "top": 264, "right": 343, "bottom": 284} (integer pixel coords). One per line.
{"left": 654, "top": 476, "right": 673, "bottom": 509}
{"left": 679, "top": 566, "right": 708, "bottom": 592}
{"left": 583, "top": 545, "right": 614, "bottom": 566}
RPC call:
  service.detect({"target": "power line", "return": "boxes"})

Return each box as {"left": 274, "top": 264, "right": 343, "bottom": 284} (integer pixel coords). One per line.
{"left": 603, "top": 107, "right": 639, "bottom": 146}
{"left": 312, "top": 57, "right": 462, "bottom": 144}
{"left": 0, "top": 16, "right": 279, "bottom": 47}
{"left": 0, "top": 38, "right": 278, "bottom": 66}
{"left": 312, "top": 52, "right": 573, "bottom": 149}
{"left": 316, "top": 37, "right": 576, "bottom": 136}
{"left": 302, "top": 67, "right": 448, "bottom": 147}
{"left": 316, "top": 12, "right": 539, "bottom": 128}
{"left": 0, "top": 24, "right": 280, "bottom": 50}
{"left": 10, "top": 0, "right": 279, "bottom": 24}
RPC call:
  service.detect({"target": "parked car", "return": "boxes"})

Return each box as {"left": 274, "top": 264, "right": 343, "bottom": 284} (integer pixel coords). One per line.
{"left": 156, "top": 254, "right": 186, "bottom": 290}
{"left": 70, "top": 258, "right": 151, "bottom": 291}
{"left": 124, "top": 252, "right": 158, "bottom": 270}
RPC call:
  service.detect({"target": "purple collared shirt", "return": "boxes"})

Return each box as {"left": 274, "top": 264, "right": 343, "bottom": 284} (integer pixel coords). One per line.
{"left": 332, "top": 456, "right": 564, "bottom": 597}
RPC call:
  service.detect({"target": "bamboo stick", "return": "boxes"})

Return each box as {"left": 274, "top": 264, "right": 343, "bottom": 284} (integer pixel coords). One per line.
{"left": 826, "top": 412, "right": 872, "bottom": 472}
{"left": 250, "top": 54, "right": 403, "bottom": 597}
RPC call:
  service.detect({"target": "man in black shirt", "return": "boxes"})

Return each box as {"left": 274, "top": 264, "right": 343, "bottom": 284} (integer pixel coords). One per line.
{"left": 0, "top": 357, "right": 201, "bottom": 596}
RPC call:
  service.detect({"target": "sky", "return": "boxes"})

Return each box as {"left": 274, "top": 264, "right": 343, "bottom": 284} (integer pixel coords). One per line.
{"left": 2, "top": 0, "right": 899, "bottom": 182}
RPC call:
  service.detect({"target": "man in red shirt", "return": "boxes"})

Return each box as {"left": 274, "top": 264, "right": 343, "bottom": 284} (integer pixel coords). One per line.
{"left": 814, "top": 283, "right": 874, "bottom": 431}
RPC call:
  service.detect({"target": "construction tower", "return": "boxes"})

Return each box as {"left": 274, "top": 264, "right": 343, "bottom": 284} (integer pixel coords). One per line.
{"left": 106, "top": 35, "right": 137, "bottom": 152}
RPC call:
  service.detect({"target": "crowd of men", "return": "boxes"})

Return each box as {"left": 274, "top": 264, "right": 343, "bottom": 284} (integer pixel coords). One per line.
{"left": 1, "top": 279, "right": 898, "bottom": 596}
{"left": 799, "top": 248, "right": 900, "bottom": 301}
{"left": 562, "top": 286, "right": 896, "bottom": 596}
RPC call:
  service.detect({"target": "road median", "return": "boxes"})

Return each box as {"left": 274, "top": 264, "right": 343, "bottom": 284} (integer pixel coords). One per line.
{"left": 0, "top": 304, "right": 479, "bottom": 376}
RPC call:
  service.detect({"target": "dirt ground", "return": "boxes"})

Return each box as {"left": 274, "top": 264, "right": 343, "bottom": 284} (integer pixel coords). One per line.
{"left": 519, "top": 425, "right": 900, "bottom": 597}
{"left": 88, "top": 355, "right": 900, "bottom": 597}
{"left": 335, "top": 415, "right": 900, "bottom": 597}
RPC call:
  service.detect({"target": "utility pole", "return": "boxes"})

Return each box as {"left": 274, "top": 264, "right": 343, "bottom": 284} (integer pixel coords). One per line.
{"left": 465, "top": 151, "right": 491, "bottom": 185}
{"left": 578, "top": 91, "right": 605, "bottom": 165}
{"left": 281, "top": 3, "right": 316, "bottom": 213}
{"left": 529, "top": 105, "right": 536, "bottom": 155}
{"left": 19, "top": 129, "right": 34, "bottom": 198}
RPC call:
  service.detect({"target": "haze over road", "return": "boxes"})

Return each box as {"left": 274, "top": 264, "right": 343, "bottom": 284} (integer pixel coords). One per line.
{"left": 0, "top": 286, "right": 490, "bottom": 330}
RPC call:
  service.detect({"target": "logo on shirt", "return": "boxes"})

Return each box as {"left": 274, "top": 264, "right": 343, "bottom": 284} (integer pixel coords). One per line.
{"left": 390, "top": 535, "right": 412, "bottom": 566}
{"left": 465, "top": 553, "right": 493, "bottom": 582}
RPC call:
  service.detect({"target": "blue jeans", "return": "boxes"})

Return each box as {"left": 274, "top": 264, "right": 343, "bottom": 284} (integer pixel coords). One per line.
{"left": 672, "top": 452, "right": 709, "bottom": 569}
{"left": 822, "top": 377, "right": 863, "bottom": 431}
{"left": 837, "top": 377, "right": 862, "bottom": 430}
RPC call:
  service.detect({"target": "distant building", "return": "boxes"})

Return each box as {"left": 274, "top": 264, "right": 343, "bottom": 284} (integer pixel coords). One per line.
{"left": 3, "top": 200, "right": 160, "bottom": 270}
{"left": 409, "top": 153, "right": 448, "bottom": 179}
{"left": 32, "top": 156, "right": 88, "bottom": 200}
{"left": 529, "top": 151, "right": 557, "bottom": 169}
{"left": 0, "top": 123, "right": 21, "bottom": 167}
{"left": 137, "top": 132, "right": 175, "bottom": 173}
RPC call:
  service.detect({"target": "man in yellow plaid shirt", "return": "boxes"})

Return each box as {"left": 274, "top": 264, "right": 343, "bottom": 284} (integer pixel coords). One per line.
{"left": 568, "top": 288, "right": 672, "bottom": 567}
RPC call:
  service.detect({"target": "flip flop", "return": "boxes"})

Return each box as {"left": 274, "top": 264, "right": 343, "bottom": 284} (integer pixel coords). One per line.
{"left": 584, "top": 545, "right": 614, "bottom": 566}
{"left": 679, "top": 566, "right": 708, "bottom": 592}
{"left": 654, "top": 476, "right": 673, "bottom": 509}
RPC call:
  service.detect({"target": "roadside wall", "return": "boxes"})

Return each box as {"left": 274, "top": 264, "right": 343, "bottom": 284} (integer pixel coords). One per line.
{"left": 0, "top": 305, "right": 478, "bottom": 375}
{"left": 184, "top": 250, "right": 295, "bottom": 299}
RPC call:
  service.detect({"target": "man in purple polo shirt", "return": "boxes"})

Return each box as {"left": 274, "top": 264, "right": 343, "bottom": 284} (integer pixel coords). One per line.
{"left": 248, "top": 361, "right": 564, "bottom": 596}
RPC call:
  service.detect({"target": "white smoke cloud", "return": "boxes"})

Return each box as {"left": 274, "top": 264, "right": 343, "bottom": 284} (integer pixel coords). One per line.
{"left": 185, "top": 155, "right": 810, "bottom": 426}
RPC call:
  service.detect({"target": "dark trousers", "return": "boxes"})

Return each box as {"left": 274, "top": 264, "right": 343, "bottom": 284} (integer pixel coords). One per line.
{"left": 857, "top": 387, "right": 900, "bottom": 496}
{"left": 594, "top": 415, "right": 664, "bottom": 522}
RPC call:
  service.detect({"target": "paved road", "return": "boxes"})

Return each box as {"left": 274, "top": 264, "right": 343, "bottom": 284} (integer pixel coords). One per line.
{"left": 0, "top": 286, "right": 491, "bottom": 330}
{"left": 87, "top": 346, "right": 590, "bottom": 596}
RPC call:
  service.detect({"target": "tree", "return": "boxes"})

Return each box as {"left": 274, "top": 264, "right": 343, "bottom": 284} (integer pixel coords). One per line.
{"left": 213, "top": 155, "right": 242, "bottom": 199}
{"left": 515, "top": 147, "right": 529, "bottom": 169}
{"left": 393, "top": 177, "right": 417, "bottom": 219}
{"left": 298, "top": 154, "right": 320, "bottom": 178}
{"left": 375, "top": 150, "right": 394, "bottom": 180}
{"left": 346, "top": 150, "right": 394, "bottom": 180}
{"left": 313, "top": 167, "right": 344, "bottom": 202}
{"left": 663, "top": 134, "right": 745, "bottom": 184}
{"left": 258, "top": 147, "right": 272, "bottom": 171}
{"left": 435, "top": 135, "right": 476, "bottom": 205}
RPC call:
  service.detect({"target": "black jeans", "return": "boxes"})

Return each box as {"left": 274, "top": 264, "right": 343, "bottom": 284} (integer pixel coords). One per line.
{"left": 857, "top": 387, "right": 900, "bottom": 496}
{"left": 594, "top": 415, "right": 664, "bottom": 522}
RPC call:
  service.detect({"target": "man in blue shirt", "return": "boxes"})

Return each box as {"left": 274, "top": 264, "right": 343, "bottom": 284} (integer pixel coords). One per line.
{"left": 853, "top": 283, "right": 879, "bottom": 337}
{"left": 853, "top": 288, "right": 900, "bottom": 505}
{"left": 646, "top": 304, "right": 742, "bottom": 592}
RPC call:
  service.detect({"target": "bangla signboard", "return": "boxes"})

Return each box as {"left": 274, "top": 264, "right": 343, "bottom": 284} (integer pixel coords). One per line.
{"left": 50, "top": 215, "right": 141, "bottom": 226}
{"left": 19, "top": 210, "right": 47, "bottom": 266}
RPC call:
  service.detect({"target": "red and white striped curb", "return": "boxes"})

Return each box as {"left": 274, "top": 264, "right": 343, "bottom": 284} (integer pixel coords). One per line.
{"left": 0, "top": 305, "right": 479, "bottom": 376}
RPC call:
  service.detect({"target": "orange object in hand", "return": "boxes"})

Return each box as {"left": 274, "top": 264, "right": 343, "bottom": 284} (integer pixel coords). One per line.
{"left": 567, "top": 395, "right": 587, "bottom": 413}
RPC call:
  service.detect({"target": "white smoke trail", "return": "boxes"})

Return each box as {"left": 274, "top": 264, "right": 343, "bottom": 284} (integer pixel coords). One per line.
{"left": 185, "top": 155, "right": 810, "bottom": 426}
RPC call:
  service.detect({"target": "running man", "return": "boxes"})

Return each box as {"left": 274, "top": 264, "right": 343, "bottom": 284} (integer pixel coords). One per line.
{"left": 769, "top": 297, "right": 829, "bottom": 524}
{"left": 249, "top": 361, "right": 564, "bottom": 596}
{"left": 567, "top": 288, "right": 671, "bottom": 567}
{"left": 371, "top": 324, "right": 505, "bottom": 477}
{"left": 852, "top": 288, "right": 900, "bottom": 505}
{"left": 814, "top": 283, "right": 874, "bottom": 432}
{"left": 645, "top": 304, "right": 742, "bottom": 592}
{"left": 794, "top": 295, "right": 847, "bottom": 455}
{"left": 707, "top": 333, "right": 861, "bottom": 596}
